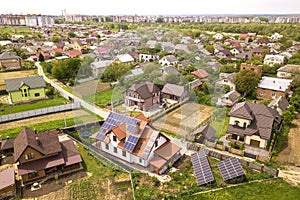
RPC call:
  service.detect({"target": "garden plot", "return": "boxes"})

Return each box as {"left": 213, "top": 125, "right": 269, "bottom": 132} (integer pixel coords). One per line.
{"left": 152, "top": 102, "right": 212, "bottom": 138}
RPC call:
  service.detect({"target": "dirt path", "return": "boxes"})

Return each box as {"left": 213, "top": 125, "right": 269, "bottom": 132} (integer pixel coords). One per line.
{"left": 0, "top": 110, "right": 89, "bottom": 130}
{"left": 276, "top": 118, "right": 300, "bottom": 166}
{"left": 0, "top": 70, "right": 35, "bottom": 84}
{"left": 278, "top": 166, "right": 300, "bottom": 186}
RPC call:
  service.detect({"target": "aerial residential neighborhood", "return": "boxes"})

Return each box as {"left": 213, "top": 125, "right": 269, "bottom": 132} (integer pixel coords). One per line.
{"left": 1, "top": 1, "right": 300, "bottom": 200}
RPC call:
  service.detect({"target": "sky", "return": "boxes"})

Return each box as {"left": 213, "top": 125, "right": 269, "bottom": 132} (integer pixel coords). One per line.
{"left": 1, "top": 0, "right": 300, "bottom": 16}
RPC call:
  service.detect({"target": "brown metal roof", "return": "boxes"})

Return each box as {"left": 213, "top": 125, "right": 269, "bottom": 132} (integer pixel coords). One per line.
{"left": 1, "top": 138, "right": 14, "bottom": 150}
{"left": 154, "top": 141, "right": 181, "bottom": 160}
{"left": 14, "top": 127, "right": 62, "bottom": 162}
{"left": 61, "top": 140, "right": 82, "bottom": 166}
{"left": 128, "top": 81, "right": 160, "bottom": 99}
{"left": 227, "top": 102, "right": 282, "bottom": 140}
{"left": 149, "top": 156, "right": 167, "bottom": 169}
{"left": 18, "top": 153, "right": 65, "bottom": 176}
{"left": 0, "top": 167, "right": 15, "bottom": 190}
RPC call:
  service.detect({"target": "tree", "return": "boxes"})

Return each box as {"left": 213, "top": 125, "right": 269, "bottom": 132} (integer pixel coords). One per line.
{"left": 38, "top": 53, "right": 45, "bottom": 62}
{"left": 282, "top": 108, "right": 295, "bottom": 126}
{"left": 165, "top": 73, "right": 180, "bottom": 84}
{"left": 234, "top": 69, "right": 260, "bottom": 96}
{"left": 51, "top": 36, "right": 61, "bottom": 43}
{"left": 101, "top": 62, "right": 132, "bottom": 82}
{"left": 68, "top": 32, "right": 76, "bottom": 38}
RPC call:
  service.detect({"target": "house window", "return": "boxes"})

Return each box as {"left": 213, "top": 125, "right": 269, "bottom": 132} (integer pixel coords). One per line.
{"left": 28, "top": 171, "right": 39, "bottom": 179}
{"left": 138, "top": 143, "right": 143, "bottom": 150}
{"left": 113, "top": 135, "right": 117, "bottom": 142}
{"left": 224, "top": 79, "right": 228, "bottom": 83}
{"left": 243, "top": 122, "right": 247, "bottom": 128}
{"left": 139, "top": 158, "right": 142, "bottom": 163}
{"left": 272, "top": 93, "right": 276, "bottom": 98}
{"left": 114, "top": 147, "right": 117, "bottom": 153}
{"left": 34, "top": 93, "right": 40, "bottom": 97}
{"left": 260, "top": 91, "right": 265, "bottom": 96}
{"left": 122, "top": 150, "right": 126, "bottom": 157}
{"left": 234, "top": 120, "right": 240, "bottom": 126}
{"left": 24, "top": 93, "right": 28, "bottom": 97}
{"left": 25, "top": 153, "right": 34, "bottom": 160}
{"left": 105, "top": 143, "right": 109, "bottom": 150}
{"left": 155, "top": 140, "right": 158, "bottom": 148}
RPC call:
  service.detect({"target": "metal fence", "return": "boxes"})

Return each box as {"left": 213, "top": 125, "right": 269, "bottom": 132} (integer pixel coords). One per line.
{"left": 0, "top": 102, "right": 81, "bottom": 123}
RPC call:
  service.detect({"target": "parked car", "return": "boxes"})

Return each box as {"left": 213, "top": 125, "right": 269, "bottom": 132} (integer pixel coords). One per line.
{"left": 159, "top": 102, "right": 167, "bottom": 109}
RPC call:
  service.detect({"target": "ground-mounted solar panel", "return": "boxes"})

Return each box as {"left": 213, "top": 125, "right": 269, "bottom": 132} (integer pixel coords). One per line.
{"left": 217, "top": 157, "right": 245, "bottom": 181}
{"left": 191, "top": 152, "right": 214, "bottom": 186}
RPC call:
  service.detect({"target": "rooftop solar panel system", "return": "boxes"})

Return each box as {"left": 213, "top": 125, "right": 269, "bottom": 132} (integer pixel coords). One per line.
{"left": 95, "top": 112, "right": 141, "bottom": 140}
{"left": 191, "top": 151, "right": 214, "bottom": 186}
{"left": 217, "top": 157, "right": 245, "bottom": 181}
{"left": 124, "top": 135, "right": 139, "bottom": 152}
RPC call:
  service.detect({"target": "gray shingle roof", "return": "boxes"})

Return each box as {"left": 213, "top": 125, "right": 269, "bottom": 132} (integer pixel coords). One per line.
{"left": 5, "top": 76, "right": 46, "bottom": 92}
{"left": 162, "top": 83, "right": 185, "bottom": 97}
{"left": 0, "top": 51, "right": 20, "bottom": 60}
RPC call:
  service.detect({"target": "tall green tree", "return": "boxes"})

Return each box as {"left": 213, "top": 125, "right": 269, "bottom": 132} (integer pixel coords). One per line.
{"left": 234, "top": 69, "right": 260, "bottom": 96}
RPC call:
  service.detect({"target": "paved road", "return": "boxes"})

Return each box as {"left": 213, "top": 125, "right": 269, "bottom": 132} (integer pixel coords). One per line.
{"left": 36, "top": 62, "right": 110, "bottom": 119}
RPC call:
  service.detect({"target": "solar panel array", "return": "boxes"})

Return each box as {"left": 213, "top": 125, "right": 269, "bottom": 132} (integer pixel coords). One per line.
{"left": 217, "top": 157, "right": 245, "bottom": 181}
{"left": 191, "top": 151, "right": 214, "bottom": 186}
{"left": 96, "top": 112, "right": 141, "bottom": 140}
{"left": 141, "top": 130, "right": 159, "bottom": 159}
{"left": 124, "top": 135, "right": 139, "bottom": 152}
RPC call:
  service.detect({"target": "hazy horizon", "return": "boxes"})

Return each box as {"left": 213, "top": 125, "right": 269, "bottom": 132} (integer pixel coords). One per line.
{"left": 1, "top": 0, "right": 300, "bottom": 16}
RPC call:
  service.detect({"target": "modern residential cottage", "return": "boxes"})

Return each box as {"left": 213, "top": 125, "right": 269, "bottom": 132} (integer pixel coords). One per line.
{"left": 124, "top": 82, "right": 161, "bottom": 111}
{"left": 5, "top": 76, "right": 47, "bottom": 104}
{"left": 92, "top": 112, "right": 182, "bottom": 174}
{"left": 226, "top": 102, "right": 282, "bottom": 150}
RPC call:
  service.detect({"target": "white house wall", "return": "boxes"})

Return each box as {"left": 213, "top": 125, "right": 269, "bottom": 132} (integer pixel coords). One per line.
{"left": 245, "top": 135, "right": 268, "bottom": 149}
{"left": 229, "top": 117, "right": 251, "bottom": 128}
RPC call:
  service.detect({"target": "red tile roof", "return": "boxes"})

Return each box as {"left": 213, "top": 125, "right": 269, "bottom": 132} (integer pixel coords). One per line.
{"left": 112, "top": 123, "right": 127, "bottom": 141}
{"left": 68, "top": 50, "right": 82, "bottom": 58}
{"left": 135, "top": 113, "right": 151, "bottom": 124}
{"left": 149, "top": 156, "right": 167, "bottom": 169}
{"left": 191, "top": 69, "right": 209, "bottom": 79}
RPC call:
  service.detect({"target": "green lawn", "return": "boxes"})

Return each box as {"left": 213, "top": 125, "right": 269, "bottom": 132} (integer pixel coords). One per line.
{"left": 0, "top": 118, "right": 76, "bottom": 139}
{"left": 189, "top": 178, "right": 300, "bottom": 200}
{"left": 0, "top": 95, "right": 69, "bottom": 115}
{"left": 83, "top": 87, "right": 125, "bottom": 108}
{"left": 210, "top": 116, "right": 230, "bottom": 138}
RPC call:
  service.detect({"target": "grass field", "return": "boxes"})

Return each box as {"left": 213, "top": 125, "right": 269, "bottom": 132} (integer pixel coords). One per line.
{"left": 0, "top": 118, "right": 76, "bottom": 139}
{"left": 0, "top": 26, "right": 32, "bottom": 34}
{"left": 0, "top": 95, "right": 69, "bottom": 115}
{"left": 83, "top": 87, "right": 125, "bottom": 108}
{"left": 133, "top": 155, "right": 274, "bottom": 199}
{"left": 189, "top": 178, "right": 300, "bottom": 200}
{"left": 0, "top": 69, "right": 36, "bottom": 85}
{"left": 210, "top": 116, "right": 230, "bottom": 138}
